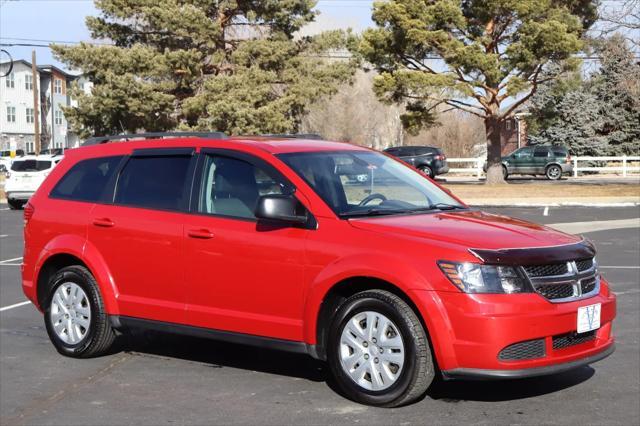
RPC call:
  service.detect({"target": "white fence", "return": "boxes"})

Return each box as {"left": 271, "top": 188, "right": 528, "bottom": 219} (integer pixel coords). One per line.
{"left": 447, "top": 155, "right": 640, "bottom": 178}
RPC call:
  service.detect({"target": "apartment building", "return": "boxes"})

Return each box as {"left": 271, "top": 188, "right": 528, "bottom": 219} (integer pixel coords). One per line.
{"left": 0, "top": 59, "right": 87, "bottom": 153}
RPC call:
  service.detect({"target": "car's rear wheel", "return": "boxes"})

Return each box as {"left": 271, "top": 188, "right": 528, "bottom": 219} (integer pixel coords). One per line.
{"left": 327, "top": 290, "right": 434, "bottom": 407}
{"left": 419, "top": 165, "right": 434, "bottom": 178}
{"left": 546, "top": 164, "right": 562, "bottom": 180}
{"left": 43, "top": 265, "right": 116, "bottom": 358}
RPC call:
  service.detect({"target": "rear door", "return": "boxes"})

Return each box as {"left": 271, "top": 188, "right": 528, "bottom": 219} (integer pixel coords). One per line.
{"left": 396, "top": 147, "right": 418, "bottom": 166}
{"left": 88, "top": 148, "right": 197, "bottom": 324}
{"left": 533, "top": 147, "right": 551, "bottom": 174}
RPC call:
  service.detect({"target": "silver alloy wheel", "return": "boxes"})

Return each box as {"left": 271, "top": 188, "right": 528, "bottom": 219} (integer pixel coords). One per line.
{"left": 548, "top": 165, "right": 561, "bottom": 179}
{"left": 339, "top": 311, "right": 405, "bottom": 391}
{"left": 50, "top": 282, "right": 91, "bottom": 345}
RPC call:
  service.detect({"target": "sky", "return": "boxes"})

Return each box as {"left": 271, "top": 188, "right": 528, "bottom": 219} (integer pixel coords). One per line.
{"left": 0, "top": 0, "right": 376, "bottom": 70}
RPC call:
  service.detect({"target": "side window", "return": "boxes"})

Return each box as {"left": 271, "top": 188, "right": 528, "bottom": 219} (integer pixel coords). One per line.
{"left": 534, "top": 148, "right": 550, "bottom": 158}
{"left": 198, "top": 154, "right": 288, "bottom": 219}
{"left": 115, "top": 154, "right": 193, "bottom": 211}
{"left": 51, "top": 156, "right": 123, "bottom": 202}
{"left": 514, "top": 148, "right": 533, "bottom": 159}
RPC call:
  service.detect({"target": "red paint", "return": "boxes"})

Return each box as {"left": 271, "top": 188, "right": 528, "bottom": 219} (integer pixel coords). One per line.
{"left": 23, "top": 137, "right": 616, "bottom": 375}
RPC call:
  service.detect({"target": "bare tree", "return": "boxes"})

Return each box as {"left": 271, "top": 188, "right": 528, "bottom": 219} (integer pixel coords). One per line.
{"left": 597, "top": 0, "right": 639, "bottom": 48}
{"left": 301, "top": 71, "right": 405, "bottom": 149}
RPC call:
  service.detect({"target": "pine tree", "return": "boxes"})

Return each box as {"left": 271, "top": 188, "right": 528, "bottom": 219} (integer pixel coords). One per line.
{"left": 52, "top": 0, "right": 357, "bottom": 137}
{"left": 359, "top": 0, "right": 597, "bottom": 183}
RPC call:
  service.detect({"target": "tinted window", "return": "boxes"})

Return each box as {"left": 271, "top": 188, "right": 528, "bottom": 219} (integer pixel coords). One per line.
{"left": 51, "top": 156, "right": 122, "bottom": 202}
{"left": 198, "top": 155, "right": 288, "bottom": 219}
{"left": 534, "top": 148, "right": 550, "bottom": 158}
{"left": 553, "top": 151, "right": 567, "bottom": 157}
{"left": 11, "top": 160, "right": 52, "bottom": 171}
{"left": 115, "top": 155, "right": 193, "bottom": 211}
{"left": 416, "top": 147, "right": 437, "bottom": 155}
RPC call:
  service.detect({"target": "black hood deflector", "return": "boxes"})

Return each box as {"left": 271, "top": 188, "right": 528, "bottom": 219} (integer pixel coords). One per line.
{"left": 470, "top": 239, "right": 596, "bottom": 266}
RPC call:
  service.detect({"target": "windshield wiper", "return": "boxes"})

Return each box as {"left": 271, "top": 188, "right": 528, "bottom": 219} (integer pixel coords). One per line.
{"left": 427, "top": 203, "right": 466, "bottom": 211}
{"left": 340, "top": 208, "right": 411, "bottom": 218}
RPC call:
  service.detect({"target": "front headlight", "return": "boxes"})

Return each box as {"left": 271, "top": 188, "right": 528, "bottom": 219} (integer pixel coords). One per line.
{"left": 438, "top": 261, "right": 531, "bottom": 294}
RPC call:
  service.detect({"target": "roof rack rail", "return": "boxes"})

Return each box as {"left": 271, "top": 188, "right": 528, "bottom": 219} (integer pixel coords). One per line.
{"left": 82, "top": 131, "right": 228, "bottom": 146}
{"left": 253, "top": 133, "right": 324, "bottom": 140}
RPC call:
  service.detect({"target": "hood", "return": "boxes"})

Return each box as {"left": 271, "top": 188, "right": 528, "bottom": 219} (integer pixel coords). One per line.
{"left": 348, "top": 210, "right": 580, "bottom": 251}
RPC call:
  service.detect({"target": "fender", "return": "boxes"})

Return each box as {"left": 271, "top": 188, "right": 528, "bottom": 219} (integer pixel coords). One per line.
{"left": 302, "top": 252, "right": 432, "bottom": 345}
{"left": 35, "top": 234, "right": 120, "bottom": 315}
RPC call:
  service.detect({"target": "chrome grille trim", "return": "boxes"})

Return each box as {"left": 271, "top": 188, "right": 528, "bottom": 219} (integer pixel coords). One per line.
{"left": 522, "top": 258, "right": 599, "bottom": 303}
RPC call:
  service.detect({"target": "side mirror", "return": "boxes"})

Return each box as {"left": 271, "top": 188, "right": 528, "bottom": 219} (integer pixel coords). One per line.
{"left": 255, "top": 194, "right": 308, "bottom": 225}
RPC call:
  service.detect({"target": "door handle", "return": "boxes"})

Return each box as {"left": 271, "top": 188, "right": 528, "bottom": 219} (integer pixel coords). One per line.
{"left": 187, "top": 229, "right": 214, "bottom": 239}
{"left": 92, "top": 218, "right": 115, "bottom": 228}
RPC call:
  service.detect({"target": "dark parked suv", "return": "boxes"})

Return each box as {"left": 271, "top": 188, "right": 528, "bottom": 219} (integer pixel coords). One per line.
{"left": 500, "top": 145, "right": 573, "bottom": 180}
{"left": 384, "top": 146, "right": 449, "bottom": 178}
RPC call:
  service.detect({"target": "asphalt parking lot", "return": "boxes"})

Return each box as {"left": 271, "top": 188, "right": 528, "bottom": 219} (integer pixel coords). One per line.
{"left": 1, "top": 205, "right": 639, "bottom": 425}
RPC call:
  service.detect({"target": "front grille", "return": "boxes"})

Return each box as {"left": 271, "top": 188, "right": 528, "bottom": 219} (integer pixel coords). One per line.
{"left": 534, "top": 283, "right": 575, "bottom": 300}
{"left": 499, "top": 339, "right": 546, "bottom": 361}
{"left": 553, "top": 331, "right": 596, "bottom": 350}
{"left": 581, "top": 277, "right": 597, "bottom": 294}
{"left": 576, "top": 258, "right": 594, "bottom": 272}
{"left": 523, "top": 258, "right": 598, "bottom": 303}
{"left": 524, "top": 263, "right": 569, "bottom": 277}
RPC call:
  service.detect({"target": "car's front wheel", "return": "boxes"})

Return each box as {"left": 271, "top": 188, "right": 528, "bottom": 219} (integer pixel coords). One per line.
{"left": 43, "top": 265, "right": 116, "bottom": 358}
{"left": 327, "top": 290, "right": 435, "bottom": 407}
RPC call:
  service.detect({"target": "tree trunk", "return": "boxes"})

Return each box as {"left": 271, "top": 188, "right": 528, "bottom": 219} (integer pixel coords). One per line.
{"left": 485, "top": 115, "right": 505, "bottom": 184}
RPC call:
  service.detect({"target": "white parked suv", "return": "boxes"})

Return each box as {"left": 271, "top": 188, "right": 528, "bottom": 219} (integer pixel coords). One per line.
{"left": 4, "top": 155, "right": 63, "bottom": 209}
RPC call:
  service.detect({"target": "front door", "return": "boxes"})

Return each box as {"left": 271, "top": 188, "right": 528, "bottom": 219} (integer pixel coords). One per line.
{"left": 88, "top": 148, "right": 196, "bottom": 324}
{"left": 183, "top": 150, "right": 309, "bottom": 341}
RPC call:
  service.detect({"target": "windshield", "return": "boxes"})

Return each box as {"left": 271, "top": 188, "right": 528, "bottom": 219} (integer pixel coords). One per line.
{"left": 278, "top": 151, "right": 465, "bottom": 218}
{"left": 11, "top": 160, "right": 52, "bottom": 172}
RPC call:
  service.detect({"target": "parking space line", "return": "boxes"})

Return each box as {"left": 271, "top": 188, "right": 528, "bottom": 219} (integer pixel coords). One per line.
{"left": 0, "top": 234, "right": 8, "bottom": 238}
{"left": 0, "top": 257, "right": 22, "bottom": 264}
{"left": 0, "top": 301, "right": 31, "bottom": 312}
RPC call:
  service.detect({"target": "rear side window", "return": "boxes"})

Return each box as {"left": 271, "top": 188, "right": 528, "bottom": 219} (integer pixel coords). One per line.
{"left": 534, "top": 148, "right": 550, "bottom": 158}
{"left": 416, "top": 147, "right": 436, "bottom": 155}
{"left": 51, "top": 156, "right": 123, "bottom": 202}
{"left": 11, "top": 160, "right": 52, "bottom": 171}
{"left": 553, "top": 150, "right": 568, "bottom": 157}
{"left": 115, "top": 155, "right": 192, "bottom": 211}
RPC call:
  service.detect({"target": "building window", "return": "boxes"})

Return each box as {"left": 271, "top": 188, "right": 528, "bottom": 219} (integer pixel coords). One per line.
{"left": 26, "top": 141, "right": 35, "bottom": 153}
{"left": 54, "top": 79, "right": 63, "bottom": 94}
{"left": 54, "top": 109, "right": 64, "bottom": 125}
{"left": 26, "top": 108, "right": 35, "bottom": 124}
{"left": 505, "top": 120, "right": 512, "bottom": 130}
{"left": 5, "top": 72, "right": 15, "bottom": 88}
{"left": 6, "top": 106, "right": 16, "bottom": 122}
{"left": 25, "top": 74, "right": 33, "bottom": 90}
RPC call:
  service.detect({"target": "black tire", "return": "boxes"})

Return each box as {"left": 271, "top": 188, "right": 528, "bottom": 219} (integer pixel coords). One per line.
{"left": 327, "top": 290, "right": 434, "bottom": 407}
{"left": 43, "top": 265, "right": 116, "bottom": 358}
{"left": 419, "top": 165, "right": 434, "bottom": 178}
{"left": 546, "top": 164, "right": 562, "bottom": 180}
{"left": 502, "top": 165, "right": 509, "bottom": 180}
{"left": 7, "top": 199, "right": 22, "bottom": 210}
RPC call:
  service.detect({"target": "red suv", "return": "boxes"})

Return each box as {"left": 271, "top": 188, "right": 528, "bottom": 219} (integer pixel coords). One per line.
{"left": 22, "top": 134, "right": 616, "bottom": 407}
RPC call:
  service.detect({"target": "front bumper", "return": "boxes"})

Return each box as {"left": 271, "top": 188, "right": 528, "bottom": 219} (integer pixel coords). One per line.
{"left": 412, "top": 280, "right": 616, "bottom": 379}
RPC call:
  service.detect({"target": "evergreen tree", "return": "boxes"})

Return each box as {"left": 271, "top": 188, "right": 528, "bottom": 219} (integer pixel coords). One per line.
{"left": 52, "top": 0, "right": 357, "bottom": 137}
{"left": 529, "top": 36, "right": 640, "bottom": 155}
{"left": 359, "top": 0, "right": 597, "bottom": 183}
